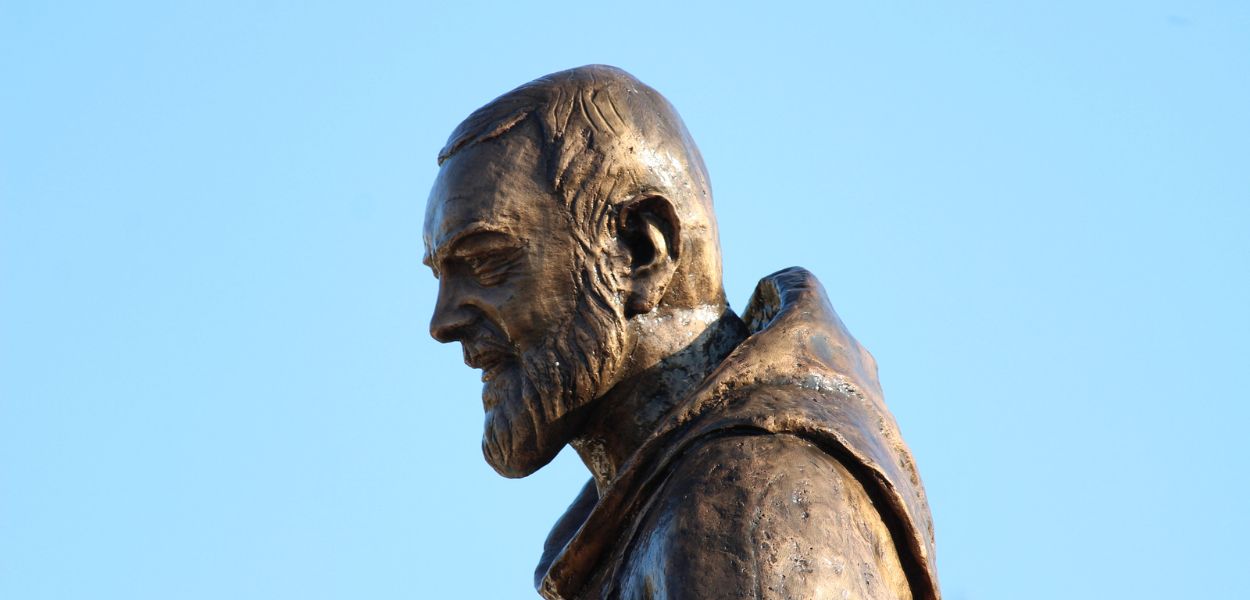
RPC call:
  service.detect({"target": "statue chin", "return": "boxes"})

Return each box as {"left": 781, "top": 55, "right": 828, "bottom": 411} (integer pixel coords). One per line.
{"left": 482, "top": 437, "right": 553, "bottom": 479}
{"left": 481, "top": 409, "right": 566, "bottom": 478}
{"left": 479, "top": 369, "right": 568, "bottom": 479}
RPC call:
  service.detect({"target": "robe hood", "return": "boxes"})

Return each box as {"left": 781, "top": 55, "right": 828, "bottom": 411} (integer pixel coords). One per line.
{"left": 536, "top": 267, "right": 940, "bottom": 599}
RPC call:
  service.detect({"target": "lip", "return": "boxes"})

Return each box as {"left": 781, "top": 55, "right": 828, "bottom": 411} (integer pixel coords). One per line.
{"left": 478, "top": 358, "right": 508, "bottom": 382}
{"left": 480, "top": 362, "right": 505, "bottom": 382}
{"left": 463, "top": 345, "right": 511, "bottom": 383}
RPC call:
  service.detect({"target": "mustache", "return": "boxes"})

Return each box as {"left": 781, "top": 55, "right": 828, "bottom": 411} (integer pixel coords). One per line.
{"left": 459, "top": 322, "right": 516, "bottom": 369}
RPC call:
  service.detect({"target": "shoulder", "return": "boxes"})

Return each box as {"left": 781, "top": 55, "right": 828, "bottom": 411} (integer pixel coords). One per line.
{"left": 615, "top": 433, "right": 912, "bottom": 600}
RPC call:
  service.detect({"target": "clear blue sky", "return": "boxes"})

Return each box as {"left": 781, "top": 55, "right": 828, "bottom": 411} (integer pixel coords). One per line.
{"left": 2, "top": 2, "right": 1247, "bottom": 598}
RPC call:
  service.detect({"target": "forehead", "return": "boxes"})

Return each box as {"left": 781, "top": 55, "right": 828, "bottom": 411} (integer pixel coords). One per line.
{"left": 424, "top": 131, "right": 550, "bottom": 259}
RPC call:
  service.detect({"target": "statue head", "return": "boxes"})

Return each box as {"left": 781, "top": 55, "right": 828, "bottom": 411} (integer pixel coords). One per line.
{"left": 424, "top": 65, "right": 725, "bottom": 477}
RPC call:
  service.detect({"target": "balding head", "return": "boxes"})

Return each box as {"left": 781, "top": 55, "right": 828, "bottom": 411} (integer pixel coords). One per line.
{"left": 436, "top": 65, "right": 726, "bottom": 311}
{"left": 425, "top": 66, "right": 734, "bottom": 478}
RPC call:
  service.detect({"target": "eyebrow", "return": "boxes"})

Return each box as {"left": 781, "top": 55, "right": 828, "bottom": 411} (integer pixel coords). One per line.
{"left": 424, "top": 225, "right": 518, "bottom": 274}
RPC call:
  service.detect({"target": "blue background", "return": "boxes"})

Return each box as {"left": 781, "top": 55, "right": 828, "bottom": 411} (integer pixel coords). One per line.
{"left": 2, "top": 2, "right": 1247, "bottom": 598}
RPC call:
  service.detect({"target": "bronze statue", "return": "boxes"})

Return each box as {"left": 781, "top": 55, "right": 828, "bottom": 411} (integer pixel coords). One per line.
{"left": 425, "top": 65, "right": 940, "bottom": 600}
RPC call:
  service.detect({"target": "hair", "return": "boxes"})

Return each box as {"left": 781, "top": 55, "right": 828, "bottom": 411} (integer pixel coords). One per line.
{"left": 437, "top": 65, "right": 726, "bottom": 309}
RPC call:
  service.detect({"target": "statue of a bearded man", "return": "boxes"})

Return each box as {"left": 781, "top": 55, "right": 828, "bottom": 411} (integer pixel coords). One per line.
{"left": 424, "top": 65, "right": 939, "bottom": 600}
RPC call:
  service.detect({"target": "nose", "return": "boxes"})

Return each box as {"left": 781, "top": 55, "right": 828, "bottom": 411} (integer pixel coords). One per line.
{"left": 430, "top": 280, "right": 476, "bottom": 343}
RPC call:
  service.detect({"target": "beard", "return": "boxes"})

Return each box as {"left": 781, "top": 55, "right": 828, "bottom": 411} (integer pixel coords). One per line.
{"left": 480, "top": 268, "right": 627, "bottom": 478}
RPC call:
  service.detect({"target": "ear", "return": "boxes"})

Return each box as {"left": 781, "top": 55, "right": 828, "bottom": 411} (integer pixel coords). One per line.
{"left": 618, "top": 196, "right": 681, "bottom": 317}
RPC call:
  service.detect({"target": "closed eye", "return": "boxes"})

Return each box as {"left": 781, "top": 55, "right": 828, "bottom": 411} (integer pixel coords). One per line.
{"left": 464, "top": 247, "right": 522, "bottom": 286}
{"left": 431, "top": 229, "right": 523, "bottom": 285}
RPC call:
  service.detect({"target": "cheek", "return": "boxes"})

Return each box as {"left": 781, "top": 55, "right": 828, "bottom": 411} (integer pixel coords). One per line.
{"left": 523, "top": 295, "right": 577, "bottom": 350}
{"left": 497, "top": 299, "right": 570, "bottom": 352}
{"left": 501, "top": 255, "right": 580, "bottom": 341}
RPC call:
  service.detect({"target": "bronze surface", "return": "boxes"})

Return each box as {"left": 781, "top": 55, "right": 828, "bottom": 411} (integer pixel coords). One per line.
{"left": 425, "top": 65, "right": 939, "bottom": 599}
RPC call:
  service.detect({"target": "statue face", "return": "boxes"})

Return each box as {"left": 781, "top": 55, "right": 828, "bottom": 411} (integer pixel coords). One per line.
{"left": 424, "top": 128, "right": 628, "bottom": 477}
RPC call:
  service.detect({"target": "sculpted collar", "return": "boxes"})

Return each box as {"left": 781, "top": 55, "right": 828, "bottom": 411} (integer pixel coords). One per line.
{"left": 536, "top": 267, "right": 940, "bottom": 600}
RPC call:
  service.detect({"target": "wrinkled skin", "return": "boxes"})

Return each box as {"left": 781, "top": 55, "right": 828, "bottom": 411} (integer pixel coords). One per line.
{"left": 424, "top": 65, "right": 939, "bottom": 600}
{"left": 424, "top": 123, "right": 626, "bottom": 478}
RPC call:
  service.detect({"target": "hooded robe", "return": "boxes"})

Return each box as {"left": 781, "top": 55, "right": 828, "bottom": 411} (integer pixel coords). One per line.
{"left": 535, "top": 268, "right": 940, "bottom": 600}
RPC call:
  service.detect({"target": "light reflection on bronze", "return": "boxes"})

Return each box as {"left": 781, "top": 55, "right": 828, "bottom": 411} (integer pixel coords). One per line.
{"left": 426, "top": 65, "right": 939, "bottom": 599}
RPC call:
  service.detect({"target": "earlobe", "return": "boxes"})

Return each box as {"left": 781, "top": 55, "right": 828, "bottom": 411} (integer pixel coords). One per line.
{"left": 618, "top": 196, "right": 681, "bottom": 316}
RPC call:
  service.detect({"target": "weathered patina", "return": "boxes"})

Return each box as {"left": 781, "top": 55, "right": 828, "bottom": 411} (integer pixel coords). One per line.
{"left": 425, "top": 65, "right": 939, "bottom": 599}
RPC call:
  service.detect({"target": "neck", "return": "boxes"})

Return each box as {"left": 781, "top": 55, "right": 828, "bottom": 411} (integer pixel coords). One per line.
{"left": 570, "top": 304, "right": 749, "bottom": 495}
